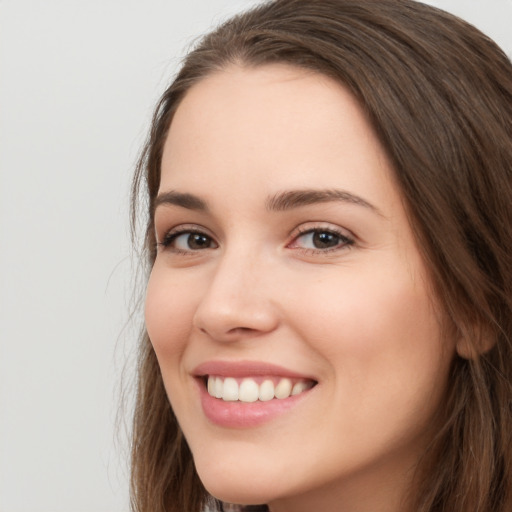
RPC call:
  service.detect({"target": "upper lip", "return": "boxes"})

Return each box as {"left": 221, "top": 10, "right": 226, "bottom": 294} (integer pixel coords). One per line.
{"left": 192, "top": 360, "right": 317, "bottom": 381}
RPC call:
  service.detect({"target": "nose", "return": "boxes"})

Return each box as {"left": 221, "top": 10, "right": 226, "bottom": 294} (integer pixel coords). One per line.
{"left": 192, "top": 250, "right": 280, "bottom": 343}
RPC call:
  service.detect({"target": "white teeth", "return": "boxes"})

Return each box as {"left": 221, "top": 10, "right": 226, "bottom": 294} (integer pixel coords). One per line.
{"left": 207, "top": 377, "right": 215, "bottom": 396}
{"left": 214, "top": 377, "right": 223, "bottom": 399}
{"left": 274, "top": 378, "right": 292, "bottom": 399}
{"left": 239, "top": 379, "right": 259, "bottom": 403}
{"left": 291, "top": 381, "right": 308, "bottom": 395}
{"left": 223, "top": 378, "right": 239, "bottom": 401}
{"left": 258, "top": 379, "right": 275, "bottom": 401}
{"left": 206, "top": 376, "right": 313, "bottom": 402}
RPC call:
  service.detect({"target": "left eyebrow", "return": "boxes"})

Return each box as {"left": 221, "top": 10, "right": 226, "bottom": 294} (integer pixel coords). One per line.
{"left": 152, "top": 191, "right": 209, "bottom": 216}
{"left": 265, "top": 188, "right": 383, "bottom": 216}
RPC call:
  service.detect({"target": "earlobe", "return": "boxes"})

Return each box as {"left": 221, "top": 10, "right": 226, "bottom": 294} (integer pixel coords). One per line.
{"left": 455, "top": 324, "right": 495, "bottom": 360}
{"left": 456, "top": 338, "right": 480, "bottom": 360}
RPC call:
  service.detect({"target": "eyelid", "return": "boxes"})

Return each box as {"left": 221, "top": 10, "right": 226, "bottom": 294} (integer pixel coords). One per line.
{"left": 287, "top": 223, "right": 355, "bottom": 253}
{"left": 155, "top": 221, "right": 355, "bottom": 256}
{"left": 156, "top": 223, "right": 217, "bottom": 250}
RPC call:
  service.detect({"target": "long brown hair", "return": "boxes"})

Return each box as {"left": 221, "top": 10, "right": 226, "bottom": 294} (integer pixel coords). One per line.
{"left": 130, "top": 1, "right": 512, "bottom": 511}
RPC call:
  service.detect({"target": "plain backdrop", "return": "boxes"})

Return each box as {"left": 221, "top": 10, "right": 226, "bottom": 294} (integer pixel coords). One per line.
{"left": 1, "top": 1, "right": 511, "bottom": 511}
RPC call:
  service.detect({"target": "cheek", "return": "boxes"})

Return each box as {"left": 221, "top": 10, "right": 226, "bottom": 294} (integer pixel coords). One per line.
{"left": 292, "top": 264, "right": 450, "bottom": 395}
{"left": 145, "top": 264, "right": 196, "bottom": 360}
{"left": 286, "top": 269, "right": 453, "bottom": 470}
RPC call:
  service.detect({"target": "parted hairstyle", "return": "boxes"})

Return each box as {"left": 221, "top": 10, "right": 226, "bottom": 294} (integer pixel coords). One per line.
{"left": 130, "top": 1, "right": 512, "bottom": 511}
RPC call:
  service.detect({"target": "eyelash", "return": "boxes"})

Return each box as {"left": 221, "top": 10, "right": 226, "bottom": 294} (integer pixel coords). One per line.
{"left": 290, "top": 226, "right": 355, "bottom": 254}
{"left": 156, "top": 225, "right": 354, "bottom": 255}
{"left": 157, "top": 226, "right": 217, "bottom": 255}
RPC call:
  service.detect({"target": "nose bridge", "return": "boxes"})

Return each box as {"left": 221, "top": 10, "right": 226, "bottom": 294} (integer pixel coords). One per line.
{"left": 193, "top": 242, "right": 278, "bottom": 340}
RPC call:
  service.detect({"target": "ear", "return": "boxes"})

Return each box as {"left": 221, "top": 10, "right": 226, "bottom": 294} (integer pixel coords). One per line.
{"left": 455, "top": 323, "right": 495, "bottom": 359}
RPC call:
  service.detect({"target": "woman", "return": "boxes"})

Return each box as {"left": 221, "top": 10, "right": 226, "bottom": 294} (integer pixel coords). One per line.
{"left": 130, "top": 1, "right": 512, "bottom": 511}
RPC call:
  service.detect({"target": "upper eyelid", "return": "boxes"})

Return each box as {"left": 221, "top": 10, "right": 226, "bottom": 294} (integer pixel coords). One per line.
{"left": 157, "top": 227, "right": 218, "bottom": 254}
{"left": 289, "top": 222, "right": 354, "bottom": 239}
{"left": 290, "top": 227, "right": 353, "bottom": 243}
{"left": 157, "top": 223, "right": 215, "bottom": 241}
{"left": 156, "top": 221, "right": 355, "bottom": 247}
{"left": 286, "top": 223, "right": 356, "bottom": 252}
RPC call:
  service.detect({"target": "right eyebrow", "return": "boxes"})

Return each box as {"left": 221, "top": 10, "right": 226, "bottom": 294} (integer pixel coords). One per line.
{"left": 152, "top": 191, "right": 209, "bottom": 216}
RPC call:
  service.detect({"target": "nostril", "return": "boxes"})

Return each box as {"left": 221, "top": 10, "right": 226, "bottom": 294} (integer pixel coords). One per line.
{"left": 229, "top": 326, "right": 255, "bottom": 334}
{"left": 192, "top": 295, "right": 280, "bottom": 342}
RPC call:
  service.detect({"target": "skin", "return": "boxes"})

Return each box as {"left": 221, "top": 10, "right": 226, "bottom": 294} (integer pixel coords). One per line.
{"left": 145, "top": 64, "right": 456, "bottom": 512}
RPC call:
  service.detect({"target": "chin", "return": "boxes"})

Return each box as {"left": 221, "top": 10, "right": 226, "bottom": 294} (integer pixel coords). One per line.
{"left": 201, "top": 479, "right": 271, "bottom": 507}
{"left": 195, "top": 459, "right": 279, "bottom": 506}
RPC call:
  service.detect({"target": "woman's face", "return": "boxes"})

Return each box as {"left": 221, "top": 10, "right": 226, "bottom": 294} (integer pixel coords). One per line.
{"left": 146, "top": 64, "right": 455, "bottom": 511}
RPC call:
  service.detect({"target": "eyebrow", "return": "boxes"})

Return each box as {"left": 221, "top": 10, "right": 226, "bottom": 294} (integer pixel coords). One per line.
{"left": 153, "top": 191, "right": 209, "bottom": 215}
{"left": 265, "top": 189, "right": 382, "bottom": 215}
{"left": 153, "top": 188, "right": 382, "bottom": 216}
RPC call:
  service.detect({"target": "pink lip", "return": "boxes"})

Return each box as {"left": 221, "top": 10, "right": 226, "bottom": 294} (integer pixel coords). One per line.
{"left": 193, "top": 360, "right": 315, "bottom": 379}
{"left": 192, "top": 360, "right": 317, "bottom": 429}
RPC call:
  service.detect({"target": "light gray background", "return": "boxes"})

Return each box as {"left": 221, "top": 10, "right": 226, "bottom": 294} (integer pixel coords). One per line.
{"left": 1, "top": 1, "right": 511, "bottom": 511}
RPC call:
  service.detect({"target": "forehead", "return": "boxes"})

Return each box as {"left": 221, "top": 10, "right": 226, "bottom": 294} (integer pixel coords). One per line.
{"left": 160, "top": 64, "right": 399, "bottom": 213}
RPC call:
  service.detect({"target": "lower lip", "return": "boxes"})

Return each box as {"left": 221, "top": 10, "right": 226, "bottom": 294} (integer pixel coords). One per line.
{"left": 197, "top": 379, "right": 313, "bottom": 428}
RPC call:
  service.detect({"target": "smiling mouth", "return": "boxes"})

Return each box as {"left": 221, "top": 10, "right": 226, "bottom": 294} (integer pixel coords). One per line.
{"left": 205, "top": 376, "right": 316, "bottom": 402}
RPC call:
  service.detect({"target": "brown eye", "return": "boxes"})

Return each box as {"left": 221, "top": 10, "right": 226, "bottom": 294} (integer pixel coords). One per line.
{"left": 292, "top": 229, "right": 353, "bottom": 251}
{"left": 186, "top": 233, "right": 213, "bottom": 250}
{"left": 162, "top": 230, "right": 218, "bottom": 252}
{"left": 311, "top": 231, "right": 341, "bottom": 249}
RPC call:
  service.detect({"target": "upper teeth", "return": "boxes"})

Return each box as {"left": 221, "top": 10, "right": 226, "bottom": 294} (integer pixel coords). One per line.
{"left": 207, "top": 376, "right": 313, "bottom": 402}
